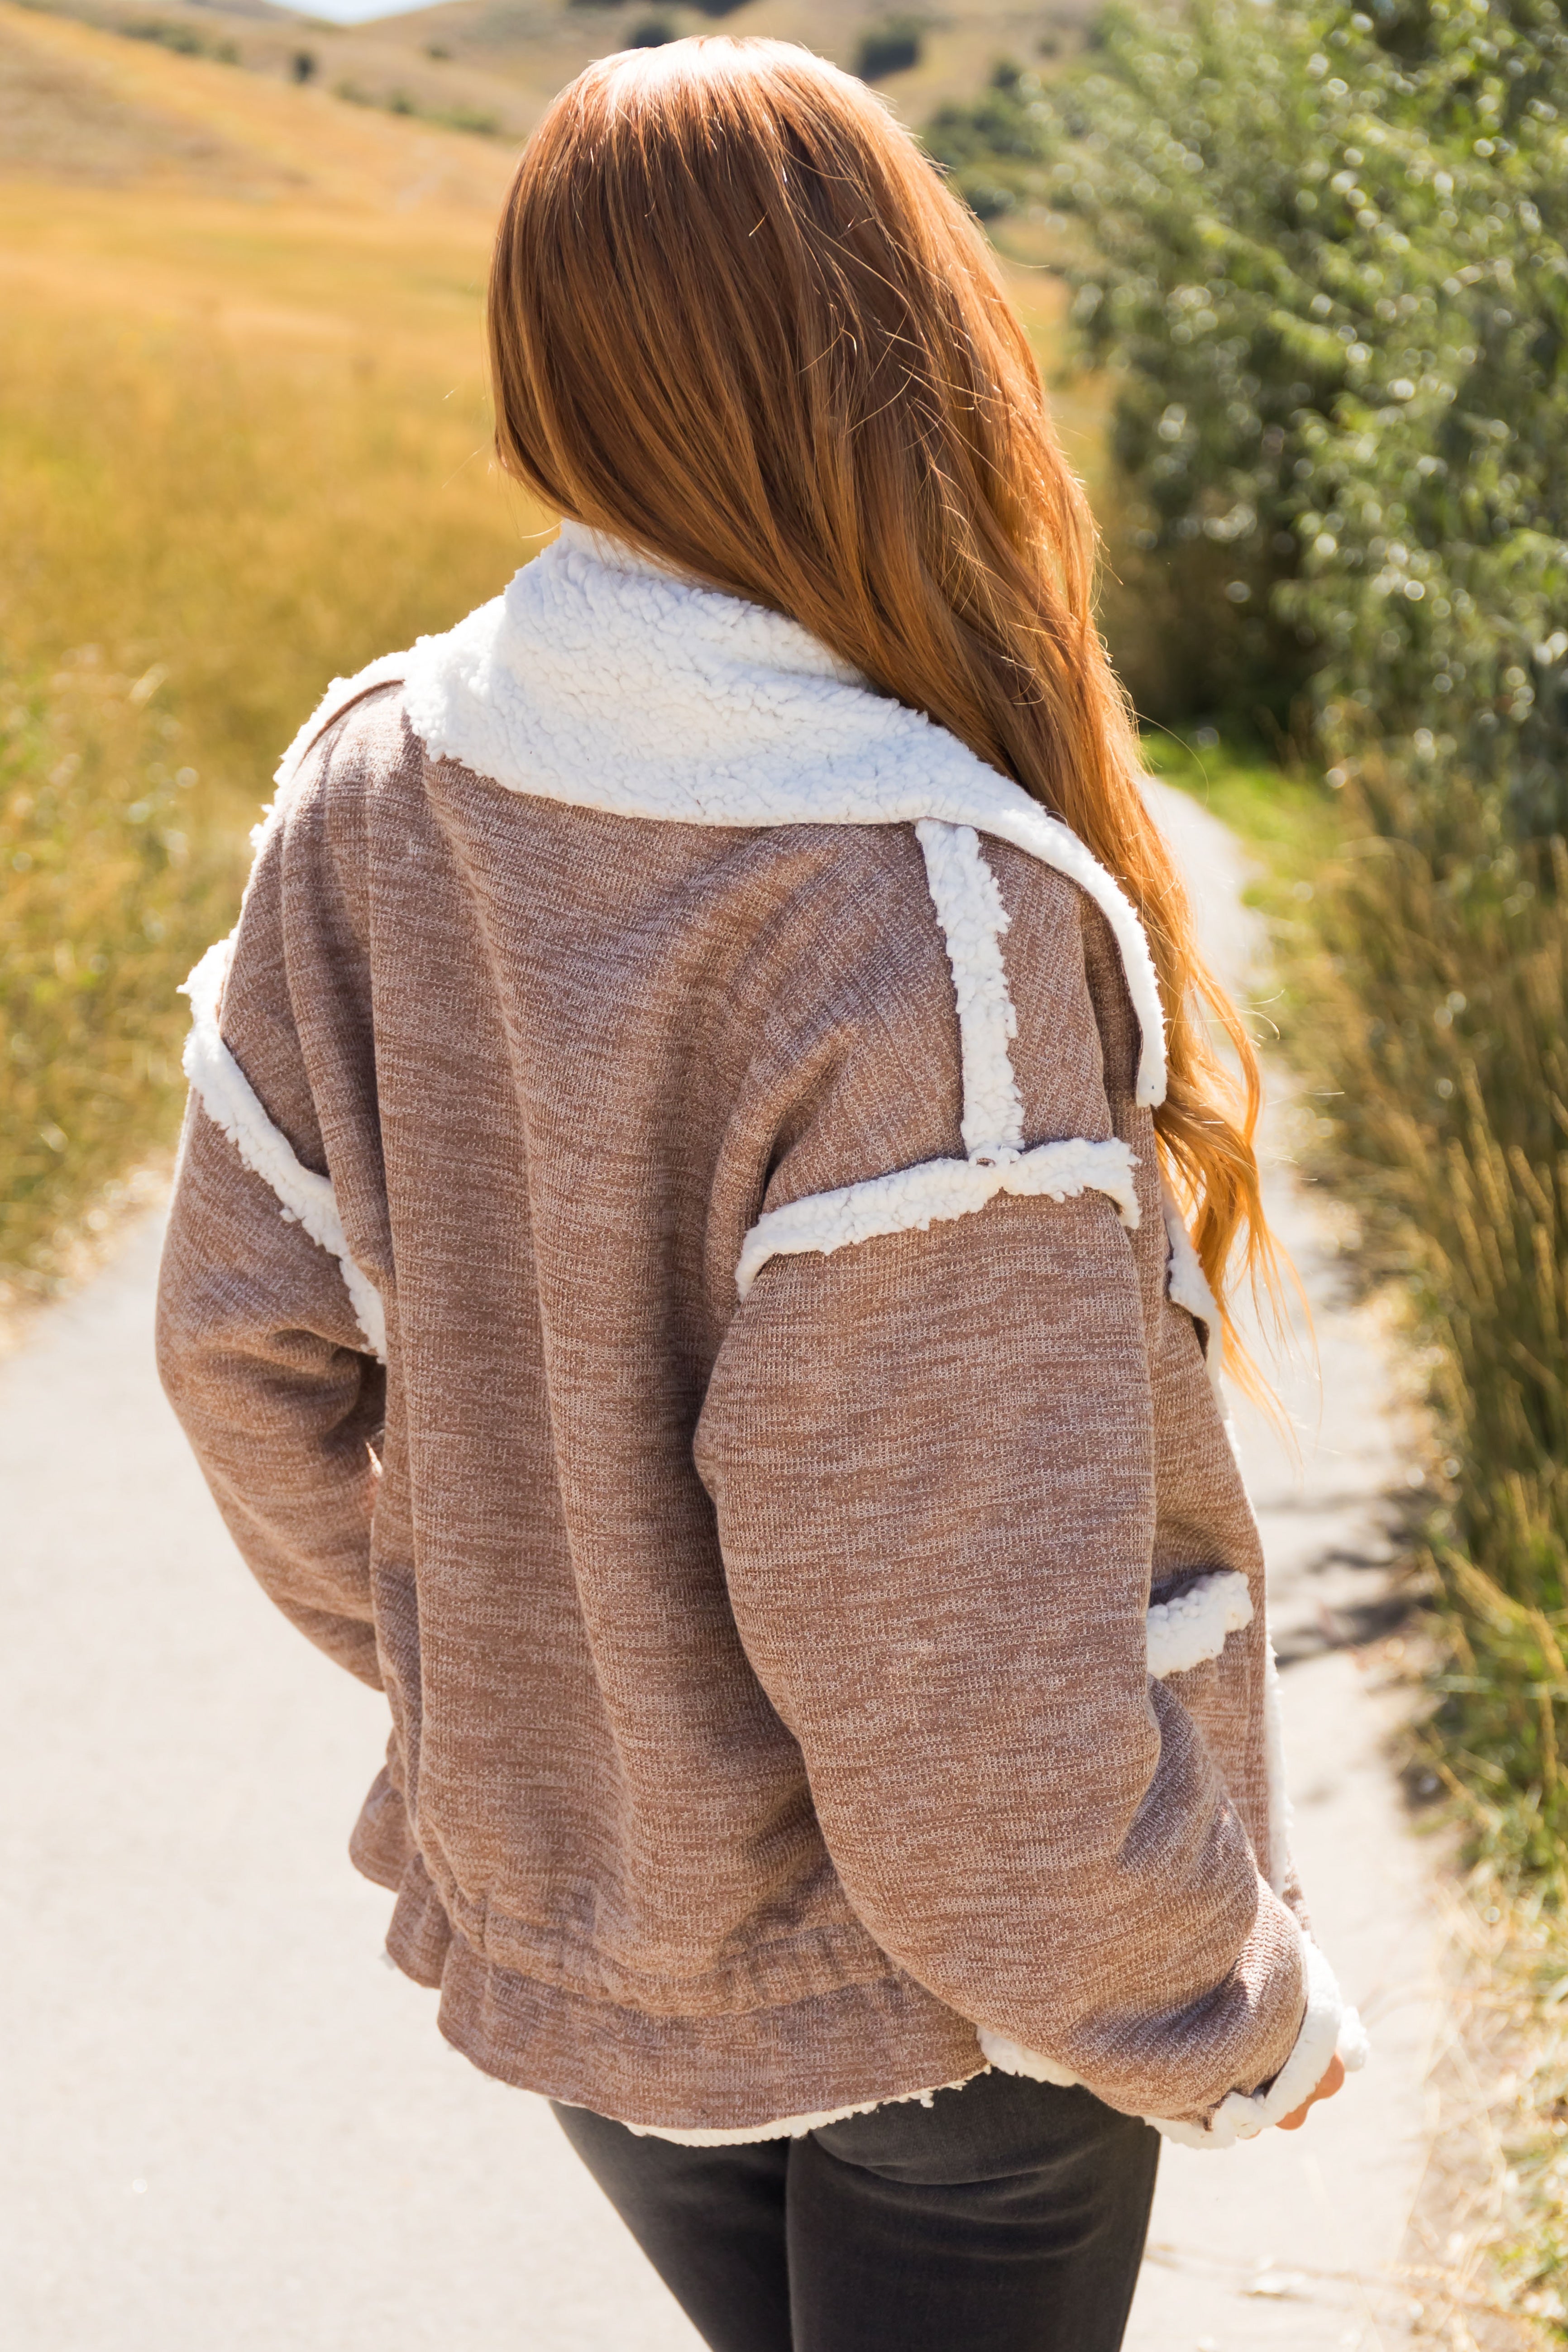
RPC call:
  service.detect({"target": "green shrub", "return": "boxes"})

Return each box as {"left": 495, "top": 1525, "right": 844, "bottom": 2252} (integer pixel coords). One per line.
{"left": 123, "top": 19, "right": 239, "bottom": 62}
{"left": 927, "top": 62, "right": 1042, "bottom": 221}
{"left": 931, "top": 0, "right": 1568, "bottom": 1889}
{"left": 927, "top": 0, "right": 1568, "bottom": 781}
{"left": 855, "top": 18, "right": 924, "bottom": 80}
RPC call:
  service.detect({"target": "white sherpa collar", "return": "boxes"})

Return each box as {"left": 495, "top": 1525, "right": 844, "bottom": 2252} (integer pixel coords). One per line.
{"left": 307, "top": 523, "right": 1167, "bottom": 1106}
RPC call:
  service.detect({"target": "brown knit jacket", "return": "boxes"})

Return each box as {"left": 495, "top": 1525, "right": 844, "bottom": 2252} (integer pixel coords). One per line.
{"left": 157, "top": 524, "right": 1361, "bottom": 2147}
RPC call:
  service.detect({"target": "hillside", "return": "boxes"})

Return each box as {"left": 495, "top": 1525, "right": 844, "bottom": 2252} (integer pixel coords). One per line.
{"left": 0, "top": 0, "right": 1090, "bottom": 1283}
{"left": 0, "top": 0, "right": 520, "bottom": 193}
{"left": 1, "top": 0, "right": 1094, "bottom": 163}
{"left": 0, "top": 0, "right": 533, "bottom": 1281}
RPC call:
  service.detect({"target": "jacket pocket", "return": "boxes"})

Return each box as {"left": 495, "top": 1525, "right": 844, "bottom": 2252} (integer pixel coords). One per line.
{"left": 1146, "top": 1568, "right": 1253, "bottom": 1681}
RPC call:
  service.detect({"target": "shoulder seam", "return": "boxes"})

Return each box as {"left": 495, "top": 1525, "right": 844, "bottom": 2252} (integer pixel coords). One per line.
{"left": 272, "top": 650, "right": 412, "bottom": 793}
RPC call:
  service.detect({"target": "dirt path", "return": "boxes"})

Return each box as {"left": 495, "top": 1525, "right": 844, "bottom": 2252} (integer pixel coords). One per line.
{"left": 1130, "top": 782, "right": 1444, "bottom": 2351}
{"left": 0, "top": 789, "right": 1444, "bottom": 2352}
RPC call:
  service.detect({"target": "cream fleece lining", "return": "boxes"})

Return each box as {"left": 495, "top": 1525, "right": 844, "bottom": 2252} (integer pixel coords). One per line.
{"left": 1145, "top": 1569, "right": 1253, "bottom": 1680}
{"left": 735, "top": 1138, "right": 1142, "bottom": 1300}
{"left": 618, "top": 2064, "right": 988, "bottom": 2147}
{"left": 180, "top": 935, "right": 387, "bottom": 1363}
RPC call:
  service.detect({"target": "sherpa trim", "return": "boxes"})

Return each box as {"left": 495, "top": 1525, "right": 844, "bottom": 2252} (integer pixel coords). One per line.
{"left": 981, "top": 1940, "right": 1367, "bottom": 2148}
{"left": 269, "top": 650, "right": 412, "bottom": 815}
{"left": 914, "top": 819, "right": 1025, "bottom": 1157}
{"left": 1145, "top": 1939, "right": 1366, "bottom": 2149}
{"left": 179, "top": 936, "right": 387, "bottom": 1362}
{"left": 1146, "top": 1569, "right": 1254, "bottom": 1680}
{"left": 242, "top": 652, "right": 415, "bottom": 867}
{"left": 734, "top": 1137, "right": 1141, "bottom": 1301}
{"left": 620, "top": 2064, "right": 987, "bottom": 2146}
{"left": 393, "top": 523, "right": 1169, "bottom": 1109}
{"left": 970, "top": 2032, "right": 1080, "bottom": 2089}
{"left": 1161, "top": 1184, "right": 1219, "bottom": 1334}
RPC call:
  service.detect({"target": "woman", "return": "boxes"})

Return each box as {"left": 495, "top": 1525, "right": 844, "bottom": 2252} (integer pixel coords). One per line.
{"left": 157, "top": 38, "right": 1357, "bottom": 2352}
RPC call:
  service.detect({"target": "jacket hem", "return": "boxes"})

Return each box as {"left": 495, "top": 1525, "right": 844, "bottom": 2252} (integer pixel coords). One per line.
{"left": 375, "top": 1847, "right": 983, "bottom": 2137}
{"left": 349, "top": 1771, "right": 900, "bottom": 2015}
{"left": 607, "top": 2065, "right": 989, "bottom": 2145}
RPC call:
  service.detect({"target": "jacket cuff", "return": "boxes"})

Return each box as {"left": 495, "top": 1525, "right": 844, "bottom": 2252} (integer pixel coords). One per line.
{"left": 977, "top": 1935, "right": 1368, "bottom": 2146}
{"left": 1144, "top": 1938, "right": 1368, "bottom": 2150}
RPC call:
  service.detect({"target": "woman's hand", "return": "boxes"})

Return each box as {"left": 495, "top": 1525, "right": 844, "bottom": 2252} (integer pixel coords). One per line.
{"left": 1275, "top": 2054, "right": 1345, "bottom": 2132}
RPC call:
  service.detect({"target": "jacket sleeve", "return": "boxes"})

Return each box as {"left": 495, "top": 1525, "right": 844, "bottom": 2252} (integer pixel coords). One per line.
{"left": 156, "top": 727, "right": 387, "bottom": 1689}
{"left": 694, "top": 877, "right": 1340, "bottom": 2138}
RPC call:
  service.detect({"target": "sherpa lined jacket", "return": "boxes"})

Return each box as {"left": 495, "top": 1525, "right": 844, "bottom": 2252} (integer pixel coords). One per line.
{"left": 157, "top": 522, "right": 1365, "bottom": 2147}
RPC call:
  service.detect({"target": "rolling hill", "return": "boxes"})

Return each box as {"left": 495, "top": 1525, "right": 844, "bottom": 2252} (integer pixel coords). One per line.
{"left": 1, "top": 0, "right": 1094, "bottom": 168}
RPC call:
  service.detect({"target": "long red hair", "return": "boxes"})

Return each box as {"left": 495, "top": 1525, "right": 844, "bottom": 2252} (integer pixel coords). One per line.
{"left": 487, "top": 38, "right": 1272, "bottom": 1358}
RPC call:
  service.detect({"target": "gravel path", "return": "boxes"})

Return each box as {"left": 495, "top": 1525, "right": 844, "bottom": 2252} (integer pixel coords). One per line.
{"left": 1, "top": 787, "right": 1443, "bottom": 2351}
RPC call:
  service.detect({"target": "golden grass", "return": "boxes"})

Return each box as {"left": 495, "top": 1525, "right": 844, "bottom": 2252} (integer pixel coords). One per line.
{"left": 1402, "top": 1877, "right": 1568, "bottom": 2347}
{"left": 0, "top": 0, "right": 521, "bottom": 201}
{"left": 8, "top": 0, "right": 1090, "bottom": 169}
{"left": 0, "top": 13, "right": 544, "bottom": 1286}
{"left": 0, "top": 4, "right": 1095, "bottom": 1291}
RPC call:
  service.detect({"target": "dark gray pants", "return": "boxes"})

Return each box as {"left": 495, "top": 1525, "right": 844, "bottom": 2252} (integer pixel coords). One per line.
{"left": 553, "top": 2067, "right": 1159, "bottom": 2352}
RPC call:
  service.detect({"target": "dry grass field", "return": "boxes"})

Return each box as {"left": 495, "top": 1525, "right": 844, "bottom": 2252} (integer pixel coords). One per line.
{"left": 0, "top": 1, "right": 542, "bottom": 1284}
{"left": 8, "top": 0, "right": 1094, "bottom": 148}
{"left": 0, "top": 0, "right": 1087, "bottom": 1290}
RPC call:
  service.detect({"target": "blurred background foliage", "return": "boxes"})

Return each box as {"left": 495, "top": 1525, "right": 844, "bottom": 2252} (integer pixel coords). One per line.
{"left": 931, "top": 0, "right": 1568, "bottom": 809}
{"left": 936, "top": 0, "right": 1568, "bottom": 1891}
{"left": 0, "top": 89, "right": 539, "bottom": 1291}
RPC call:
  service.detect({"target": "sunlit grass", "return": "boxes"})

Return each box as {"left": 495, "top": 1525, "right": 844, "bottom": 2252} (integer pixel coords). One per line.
{"left": 0, "top": 180, "right": 541, "bottom": 1288}
{"left": 1160, "top": 728, "right": 1568, "bottom": 1905}
{"left": 1290, "top": 777, "right": 1568, "bottom": 1898}
{"left": 1141, "top": 731, "right": 1341, "bottom": 873}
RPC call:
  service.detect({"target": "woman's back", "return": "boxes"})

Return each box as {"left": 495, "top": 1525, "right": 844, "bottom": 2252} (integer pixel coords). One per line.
{"left": 156, "top": 40, "right": 1356, "bottom": 2344}
{"left": 160, "top": 524, "right": 1318, "bottom": 2141}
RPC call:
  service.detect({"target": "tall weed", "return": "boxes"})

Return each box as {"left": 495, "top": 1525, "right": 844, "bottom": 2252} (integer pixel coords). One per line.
{"left": 0, "top": 657, "right": 233, "bottom": 1276}
{"left": 0, "top": 293, "right": 534, "bottom": 1287}
{"left": 935, "top": 0, "right": 1568, "bottom": 1902}
{"left": 1295, "top": 771, "right": 1568, "bottom": 1884}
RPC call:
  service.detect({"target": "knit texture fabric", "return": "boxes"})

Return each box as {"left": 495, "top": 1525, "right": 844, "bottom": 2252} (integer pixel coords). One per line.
{"left": 156, "top": 530, "right": 1344, "bottom": 2141}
